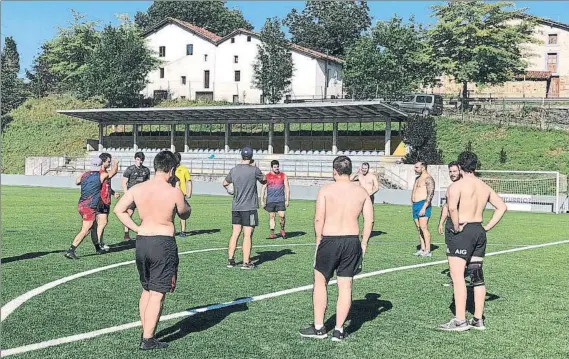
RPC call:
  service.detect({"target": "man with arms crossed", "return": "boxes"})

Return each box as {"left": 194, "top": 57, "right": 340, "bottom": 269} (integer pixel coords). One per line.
{"left": 223, "top": 146, "right": 267, "bottom": 269}
{"left": 440, "top": 151, "right": 507, "bottom": 331}
{"left": 122, "top": 152, "right": 151, "bottom": 241}
{"left": 174, "top": 152, "right": 192, "bottom": 237}
{"left": 411, "top": 160, "right": 435, "bottom": 257}
{"left": 300, "top": 156, "right": 374, "bottom": 341}
{"left": 114, "top": 150, "right": 191, "bottom": 350}
{"left": 261, "top": 160, "right": 290, "bottom": 239}
{"left": 350, "top": 162, "right": 379, "bottom": 204}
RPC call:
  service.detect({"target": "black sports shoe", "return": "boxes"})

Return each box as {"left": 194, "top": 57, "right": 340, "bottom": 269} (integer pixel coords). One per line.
{"left": 468, "top": 317, "right": 486, "bottom": 330}
{"left": 227, "top": 258, "right": 237, "bottom": 268}
{"left": 331, "top": 329, "right": 345, "bottom": 342}
{"left": 65, "top": 250, "right": 78, "bottom": 260}
{"left": 139, "top": 337, "right": 168, "bottom": 350}
{"left": 299, "top": 324, "right": 327, "bottom": 339}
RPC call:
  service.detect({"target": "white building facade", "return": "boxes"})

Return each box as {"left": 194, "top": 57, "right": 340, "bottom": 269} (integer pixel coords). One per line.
{"left": 142, "top": 18, "right": 344, "bottom": 104}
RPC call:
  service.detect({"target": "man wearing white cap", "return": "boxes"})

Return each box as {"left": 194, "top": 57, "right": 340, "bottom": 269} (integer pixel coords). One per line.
{"left": 65, "top": 156, "right": 116, "bottom": 259}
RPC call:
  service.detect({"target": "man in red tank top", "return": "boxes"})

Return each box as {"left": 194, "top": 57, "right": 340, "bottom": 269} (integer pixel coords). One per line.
{"left": 261, "top": 160, "right": 290, "bottom": 239}
{"left": 91, "top": 153, "right": 119, "bottom": 251}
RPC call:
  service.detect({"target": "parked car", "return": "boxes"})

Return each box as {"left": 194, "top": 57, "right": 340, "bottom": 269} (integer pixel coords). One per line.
{"left": 391, "top": 94, "right": 444, "bottom": 116}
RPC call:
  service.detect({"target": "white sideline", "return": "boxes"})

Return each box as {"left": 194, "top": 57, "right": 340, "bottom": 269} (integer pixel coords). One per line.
{"left": 2, "top": 239, "right": 568, "bottom": 357}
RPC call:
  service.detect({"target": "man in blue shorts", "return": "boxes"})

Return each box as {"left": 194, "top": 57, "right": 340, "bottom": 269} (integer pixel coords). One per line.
{"left": 411, "top": 160, "right": 435, "bottom": 257}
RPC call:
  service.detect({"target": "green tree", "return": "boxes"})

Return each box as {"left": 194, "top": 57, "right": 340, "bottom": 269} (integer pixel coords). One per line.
{"left": 26, "top": 10, "right": 100, "bottom": 95}
{"left": 78, "top": 16, "right": 160, "bottom": 107}
{"left": 402, "top": 115, "right": 443, "bottom": 165}
{"left": 134, "top": 1, "right": 252, "bottom": 36}
{"left": 284, "top": 1, "right": 371, "bottom": 58}
{"left": 344, "top": 16, "right": 439, "bottom": 99}
{"left": 428, "top": 1, "right": 537, "bottom": 100}
{"left": 1, "top": 37, "right": 27, "bottom": 118}
{"left": 252, "top": 18, "right": 294, "bottom": 104}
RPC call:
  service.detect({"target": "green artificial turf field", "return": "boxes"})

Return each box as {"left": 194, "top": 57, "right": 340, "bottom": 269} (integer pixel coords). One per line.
{"left": 2, "top": 186, "right": 568, "bottom": 358}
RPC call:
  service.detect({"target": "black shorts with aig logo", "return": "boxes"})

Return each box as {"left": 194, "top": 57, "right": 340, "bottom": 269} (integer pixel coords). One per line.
{"left": 232, "top": 210, "right": 259, "bottom": 227}
{"left": 314, "top": 235, "right": 363, "bottom": 281}
{"left": 445, "top": 221, "right": 487, "bottom": 259}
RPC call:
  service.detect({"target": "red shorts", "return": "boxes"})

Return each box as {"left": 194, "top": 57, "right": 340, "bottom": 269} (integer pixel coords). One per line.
{"left": 78, "top": 204, "right": 97, "bottom": 221}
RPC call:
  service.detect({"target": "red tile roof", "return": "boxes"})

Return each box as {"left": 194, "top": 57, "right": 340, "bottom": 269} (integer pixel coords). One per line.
{"left": 515, "top": 71, "right": 552, "bottom": 80}
{"left": 168, "top": 18, "right": 222, "bottom": 42}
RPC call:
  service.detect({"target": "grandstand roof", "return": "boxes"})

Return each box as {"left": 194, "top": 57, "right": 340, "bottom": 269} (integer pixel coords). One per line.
{"left": 57, "top": 101, "right": 408, "bottom": 125}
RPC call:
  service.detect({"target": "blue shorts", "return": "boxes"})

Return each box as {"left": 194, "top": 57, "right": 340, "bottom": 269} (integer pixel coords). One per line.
{"left": 412, "top": 200, "right": 431, "bottom": 219}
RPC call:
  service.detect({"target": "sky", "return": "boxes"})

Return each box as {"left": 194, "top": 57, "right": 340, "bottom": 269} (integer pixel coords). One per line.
{"left": 2, "top": 1, "right": 568, "bottom": 77}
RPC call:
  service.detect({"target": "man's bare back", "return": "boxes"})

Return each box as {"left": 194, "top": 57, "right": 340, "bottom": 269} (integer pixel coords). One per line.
{"left": 318, "top": 182, "right": 370, "bottom": 236}
{"left": 117, "top": 179, "right": 190, "bottom": 237}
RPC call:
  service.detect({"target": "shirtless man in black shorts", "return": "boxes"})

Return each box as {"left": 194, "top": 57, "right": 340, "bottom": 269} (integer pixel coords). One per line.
{"left": 439, "top": 151, "right": 507, "bottom": 331}
{"left": 299, "top": 156, "right": 374, "bottom": 341}
{"left": 114, "top": 151, "right": 191, "bottom": 350}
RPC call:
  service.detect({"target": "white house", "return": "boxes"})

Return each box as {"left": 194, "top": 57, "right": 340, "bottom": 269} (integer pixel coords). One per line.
{"left": 141, "top": 18, "right": 344, "bottom": 103}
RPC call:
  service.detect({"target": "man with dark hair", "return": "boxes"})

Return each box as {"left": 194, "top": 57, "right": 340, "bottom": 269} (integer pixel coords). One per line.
{"left": 122, "top": 152, "right": 151, "bottom": 241}
{"left": 299, "top": 156, "right": 373, "bottom": 341}
{"left": 439, "top": 151, "right": 507, "bottom": 332}
{"left": 90, "top": 152, "right": 120, "bottom": 252}
{"left": 223, "top": 146, "right": 267, "bottom": 269}
{"left": 172, "top": 152, "right": 192, "bottom": 237}
{"left": 411, "top": 160, "right": 435, "bottom": 257}
{"left": 114, "top": 150, "right": 191, "bottom": 350}
{"left": 65, "top": 155, "right": 118, "bottom": 259}
{"left": 350, "top": 162, "right": 379, "bottom": 204}
{"left": 261, "top": 160, "right": 290, "bottom": 239}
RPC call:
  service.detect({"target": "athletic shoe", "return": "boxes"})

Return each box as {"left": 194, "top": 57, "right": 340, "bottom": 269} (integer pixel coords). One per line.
{"left": 443, "top": 280, "right": 454, "bottom": 287}
{"left": 241, "top": 262, "right": 256, "bottom": 270}
{"left": 269, "top": 233, "right": 276, "bottom": 239}
{"left": 438, "top": 318, "right": 470, "bottom": 332}
{"left": 299, "top": 324, "right": 328, "bottom": 339}
{"left": 421, "top": 251, "right": 432, "bottom": 258}
{"left": 468, "top": 317, "right": 486, "bottom": 330}
{"left": 64, "top": 250, "right": 78, "bottom": 260}
{"left": 123, "top": 233, "right": 131, "bottom": 241}
{"left": 100, "top": 243, "right": 110, "bottom": 251}
{"left": 139, "top": 337, "right": 169, "bottom": 350}
{"left": 227, "top": 258, "right": 237, "bottom": 268}
{"left": 177, "top": 232, "right": 187, "bottom": 238}
{"left": 331, "top": 329, "right": 345, "bottom": 342}
{"left": 280, "top": 229, "right": 286, "bottom": 239}
{"left": 413, "top": 250, "right": 424, "bottom": 256}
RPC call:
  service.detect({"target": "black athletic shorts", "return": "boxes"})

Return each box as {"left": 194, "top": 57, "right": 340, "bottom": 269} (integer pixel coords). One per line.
{"left": 445, "top": 221, "right": 487, "bottom": 259}
{"left": 135, "top": 235, "right": 179, "bottom": 293}
{"left": 314, "top": 235, "right": 363, "bottom": 281}
{"left": 232, "top": 210, "right": 258, "bottom": 227}
{"left": 265, "top": 202, "right": 286, "bottom": 213}
{"left": 97, "top": 202, "right": 110, "bottom": 215}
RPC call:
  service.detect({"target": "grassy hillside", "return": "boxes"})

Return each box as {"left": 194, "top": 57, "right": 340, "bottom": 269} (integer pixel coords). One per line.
{"left": 436, "top": 117, "right": 569, "bottom": 175}
{"left": 1, "top": 95, "right": 105, "bottom": 174}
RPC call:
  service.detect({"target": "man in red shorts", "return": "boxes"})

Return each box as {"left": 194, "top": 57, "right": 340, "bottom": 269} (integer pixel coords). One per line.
{"left": 65, "top": 156, "right": 116, "bottom": 259}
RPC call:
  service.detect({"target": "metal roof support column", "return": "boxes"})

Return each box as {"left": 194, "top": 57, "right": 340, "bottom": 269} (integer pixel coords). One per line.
{"left": 170, "top": 124, "right": 176, "bottom": 152}
{"left": 268, "top": 122, "right": 274, "bottom": 154}
{"left": 385, "top": 118, "right": 392, "bottom": 156}
{"left": 184, "top": 124, "right": 189, "bottom": 152}
{"left": 133, "top": 124, "right": 139, "bottom": 151}
{"left": 284, "top": 122, "right": 290, "bottom": 154}
{"left": 332, "top": 121, "right": 338, "bottom": 155}
{"left": 98, "top": 123, "right": 104, "bottom": 151}
{"left": 224, "top": 123, "right": 230, "bottom": 153}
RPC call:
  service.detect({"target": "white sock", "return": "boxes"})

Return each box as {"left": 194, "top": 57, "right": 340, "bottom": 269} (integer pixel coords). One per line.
{"left": 314, "top": 323, "right": 323, "bottom": 330}
{"left": 335, "top": 327, "right": 344, "bottom": 333}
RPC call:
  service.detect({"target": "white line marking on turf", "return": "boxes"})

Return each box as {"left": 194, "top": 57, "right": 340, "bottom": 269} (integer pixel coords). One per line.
{"left": 2, "top": 239, "right": 568, "bottom": 357}
{"left": 0, "top": 240, "right": 544, "bottom": 323}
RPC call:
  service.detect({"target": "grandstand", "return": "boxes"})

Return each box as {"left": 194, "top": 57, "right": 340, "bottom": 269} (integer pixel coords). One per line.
{"left": 43, "top": 101, "right": 409, "bottom": 184}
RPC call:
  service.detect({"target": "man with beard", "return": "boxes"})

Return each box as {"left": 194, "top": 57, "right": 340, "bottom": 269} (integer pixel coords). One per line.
{"left": 411, "top": 161, "right": 435, "bottom": 257}
{"left": 350, "top": 162, "right": 379, "bottom": 204}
